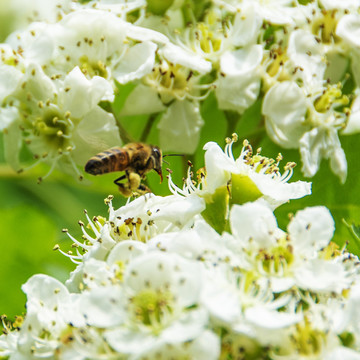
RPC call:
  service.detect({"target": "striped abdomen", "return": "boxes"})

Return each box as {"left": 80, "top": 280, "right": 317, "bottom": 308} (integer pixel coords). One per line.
{"left": 85, "top": 147, "right": 129, "bottom": 175}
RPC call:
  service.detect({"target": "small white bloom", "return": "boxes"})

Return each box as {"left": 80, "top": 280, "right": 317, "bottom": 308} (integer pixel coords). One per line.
{"left": 196, "top": 138, "right": 311, "bottom": 208}
{"left": 299, "top": 124, "right": 347, "bottom": 183}
{"left": 3, "top": 65, "right": 120, "bottom": 179}
{"left": 83, "top": 251, "right": 216, "bottom": 358}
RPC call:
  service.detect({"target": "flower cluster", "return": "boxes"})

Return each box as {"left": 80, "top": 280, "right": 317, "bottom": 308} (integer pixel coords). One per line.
{"left": 0, "top": 0, "right": 360, "bottom": 182}
{"left": 2, "top": 138, "right": 360, "bottom": 359}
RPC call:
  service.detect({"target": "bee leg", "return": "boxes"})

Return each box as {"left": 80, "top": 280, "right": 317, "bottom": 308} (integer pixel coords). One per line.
{"left": 114, "top": 174, "right": 133, "bottom": 197}
{"left": 114, "top": 175, "right": 127, "bottom": 186}
{"left": 138, "top": 183, "right": 152, "bottom": 193}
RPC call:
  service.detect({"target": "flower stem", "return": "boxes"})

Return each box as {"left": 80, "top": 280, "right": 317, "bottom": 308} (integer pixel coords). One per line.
{"left": 110, "top": 105, "right": 135, "bottom": 144}
{"left": 140, "top": 113, "right": 158, "bottom": 142}
{"left": 224, "top": 111, "right": 241, "bottom": 137}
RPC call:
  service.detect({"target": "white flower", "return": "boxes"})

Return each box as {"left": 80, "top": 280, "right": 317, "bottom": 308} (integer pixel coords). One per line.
{"left": 2, "top": 65, "right": 120, "bottom": 179}
{"left": 14, "top": 275, "right": 83, "bottom": 359}
{"left": 121, "top": 40, "right": 212, "bottom": 154}
{"left": 299, "top": 123, "right": 347, "bottom": 183}
{"left": 73, "top": 251, "right": 218, "bottom": 358}
{"left": 195, "top": 137, "right": 311, "bottom": 208}
{"left": 62, "top": 193, "right": 205, "bottom": 290}
{"left": 229, "top": 202, "right": 352, "bottom": 294}
{"left": 263, "top": 79, "right": 348, "bottom": 182}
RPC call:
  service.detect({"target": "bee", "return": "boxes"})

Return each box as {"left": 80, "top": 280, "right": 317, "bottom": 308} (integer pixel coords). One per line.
{"left": 84, "top": 143, "right": 163, "bottom": 197}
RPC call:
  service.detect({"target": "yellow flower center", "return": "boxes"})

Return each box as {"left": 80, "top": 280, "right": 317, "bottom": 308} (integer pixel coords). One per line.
{"left": 131, "top": 288, "right": 174, "bottom": 332}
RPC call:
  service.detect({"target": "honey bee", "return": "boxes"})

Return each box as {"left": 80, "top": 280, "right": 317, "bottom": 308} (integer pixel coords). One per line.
{"left": 85, "top": 143, "right": 163, "bottom": 197}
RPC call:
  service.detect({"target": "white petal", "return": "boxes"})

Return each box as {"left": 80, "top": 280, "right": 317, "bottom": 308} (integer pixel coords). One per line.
{"left": 270, "top": 277, "right": 295, "bottom": 293}
{"left": 326, "top": 347, "right": 360, "bottom": 360}
{"left": 299, "top": 128, "right": 322, "bottom": 178}
{"left": 201, "top": 268, "right": 242, "bottom": 324}
{"left": 124, "top": 252, "right": 202, "bottom": 307}
{"left": 0, "top": 106, "right": 19, "bottom": 131}
{"left": 263, "top": 81, "right": 308, "bottom": 148}
{"left": 300, "top": 126, "right": 347, "bottom": 181}
{"left": 158, "top": 100, "right": 204, "bottom": 153}
{"left": 219, "top": 45, "right": 263, "bottom": 77}
{"left": 203, "top": 141, "right": 238, "bottom": 193}
{"left": 107, "top": 240, "right": 147, "bottom": 266}
{"left": 113, "top": 41, "right": 157, "bottom": 84}
{"left": 187, "top": 330, "right": 220, "bottom": 360}
{"left": 231, "top": 7, "right": 262, "bottom": 47}
{"left": 125, "top": 22, "right": 169, "bottom": 44}
{"left": 320, "top": 0, "right": 360, "bottom": 9}
{"left": 287, "top": 29, "right": 326, "bottom": 88}
{"left": 6, "top": 22, "right": 56, "bottom": 65}
{"left": 61, "top": 67, "right": 114, "bottom": 118}
{"left": 342, "top": 95, "right": 360, "bottom": 134}
{"left": 161, "top": 308, "right": 209, "bottom": 343}
{"left": 22, "top": 274, "right": 69, "bottom": 307}
{"left": 104, "top": 329, "right": 159, "bottom": 354}
{"left": 10, "top": 0, "right": 71, "bottom": 24}
{"left": 288, "top": 206, "right": 334, "bottom": 255}
{"left": 230, "top": 201, "right": 280, "bottom": 249}
{"left": 216, "top": 45, "right": 262, "bottom": 113}
{"left": 77, "top": 287, "right": 125, "bottom": 327}
{"left": 336, "top": 14, "right": 360, "bottom": 47}
{"left": 329, "top": 146, "right": 347, "bottom": 184}
{"left": 295, "top": 259, "right": 351, "bottom": 293}
{"left": 150, "top": 195, "right": 205, "bottom": 227}
{"left": 24, "top": 63, "right": 56, "bottom": 101}
{"left": 249, "top": 170, "right": 312, "bottom": 208}
{"left": 245, "top": 306, "right": 302, "bottom": 329}
{"left": 0, "top": 66, "right": 23, "bottom": 102}
{"left": 3, "top": 116, "right": 23, "bottom": 171}
{"left": 159, "top": 42, "right": 212, "bottom": 74}
{"left": 120, "top": 84, "right": 166, "bottom": 116}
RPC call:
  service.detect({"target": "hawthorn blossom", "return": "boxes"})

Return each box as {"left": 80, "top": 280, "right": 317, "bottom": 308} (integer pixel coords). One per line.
{"left": 2, "top": 65, "right": 120, "bottom": 180}
{"left": 169, "top": 136, "right": 311, "bottom": 208}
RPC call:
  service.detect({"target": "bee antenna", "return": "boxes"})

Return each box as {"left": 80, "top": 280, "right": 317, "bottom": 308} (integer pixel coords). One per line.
{"left": 163, "top": 159, "right": 170, "bottom": 166}
{"left": 163, "top": 153, "right": 185, "bottom": 158}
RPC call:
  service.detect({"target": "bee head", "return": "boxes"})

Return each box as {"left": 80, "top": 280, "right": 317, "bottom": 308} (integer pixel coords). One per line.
{"left": 151, "top": 146, "right": 163, "bottom": 182}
